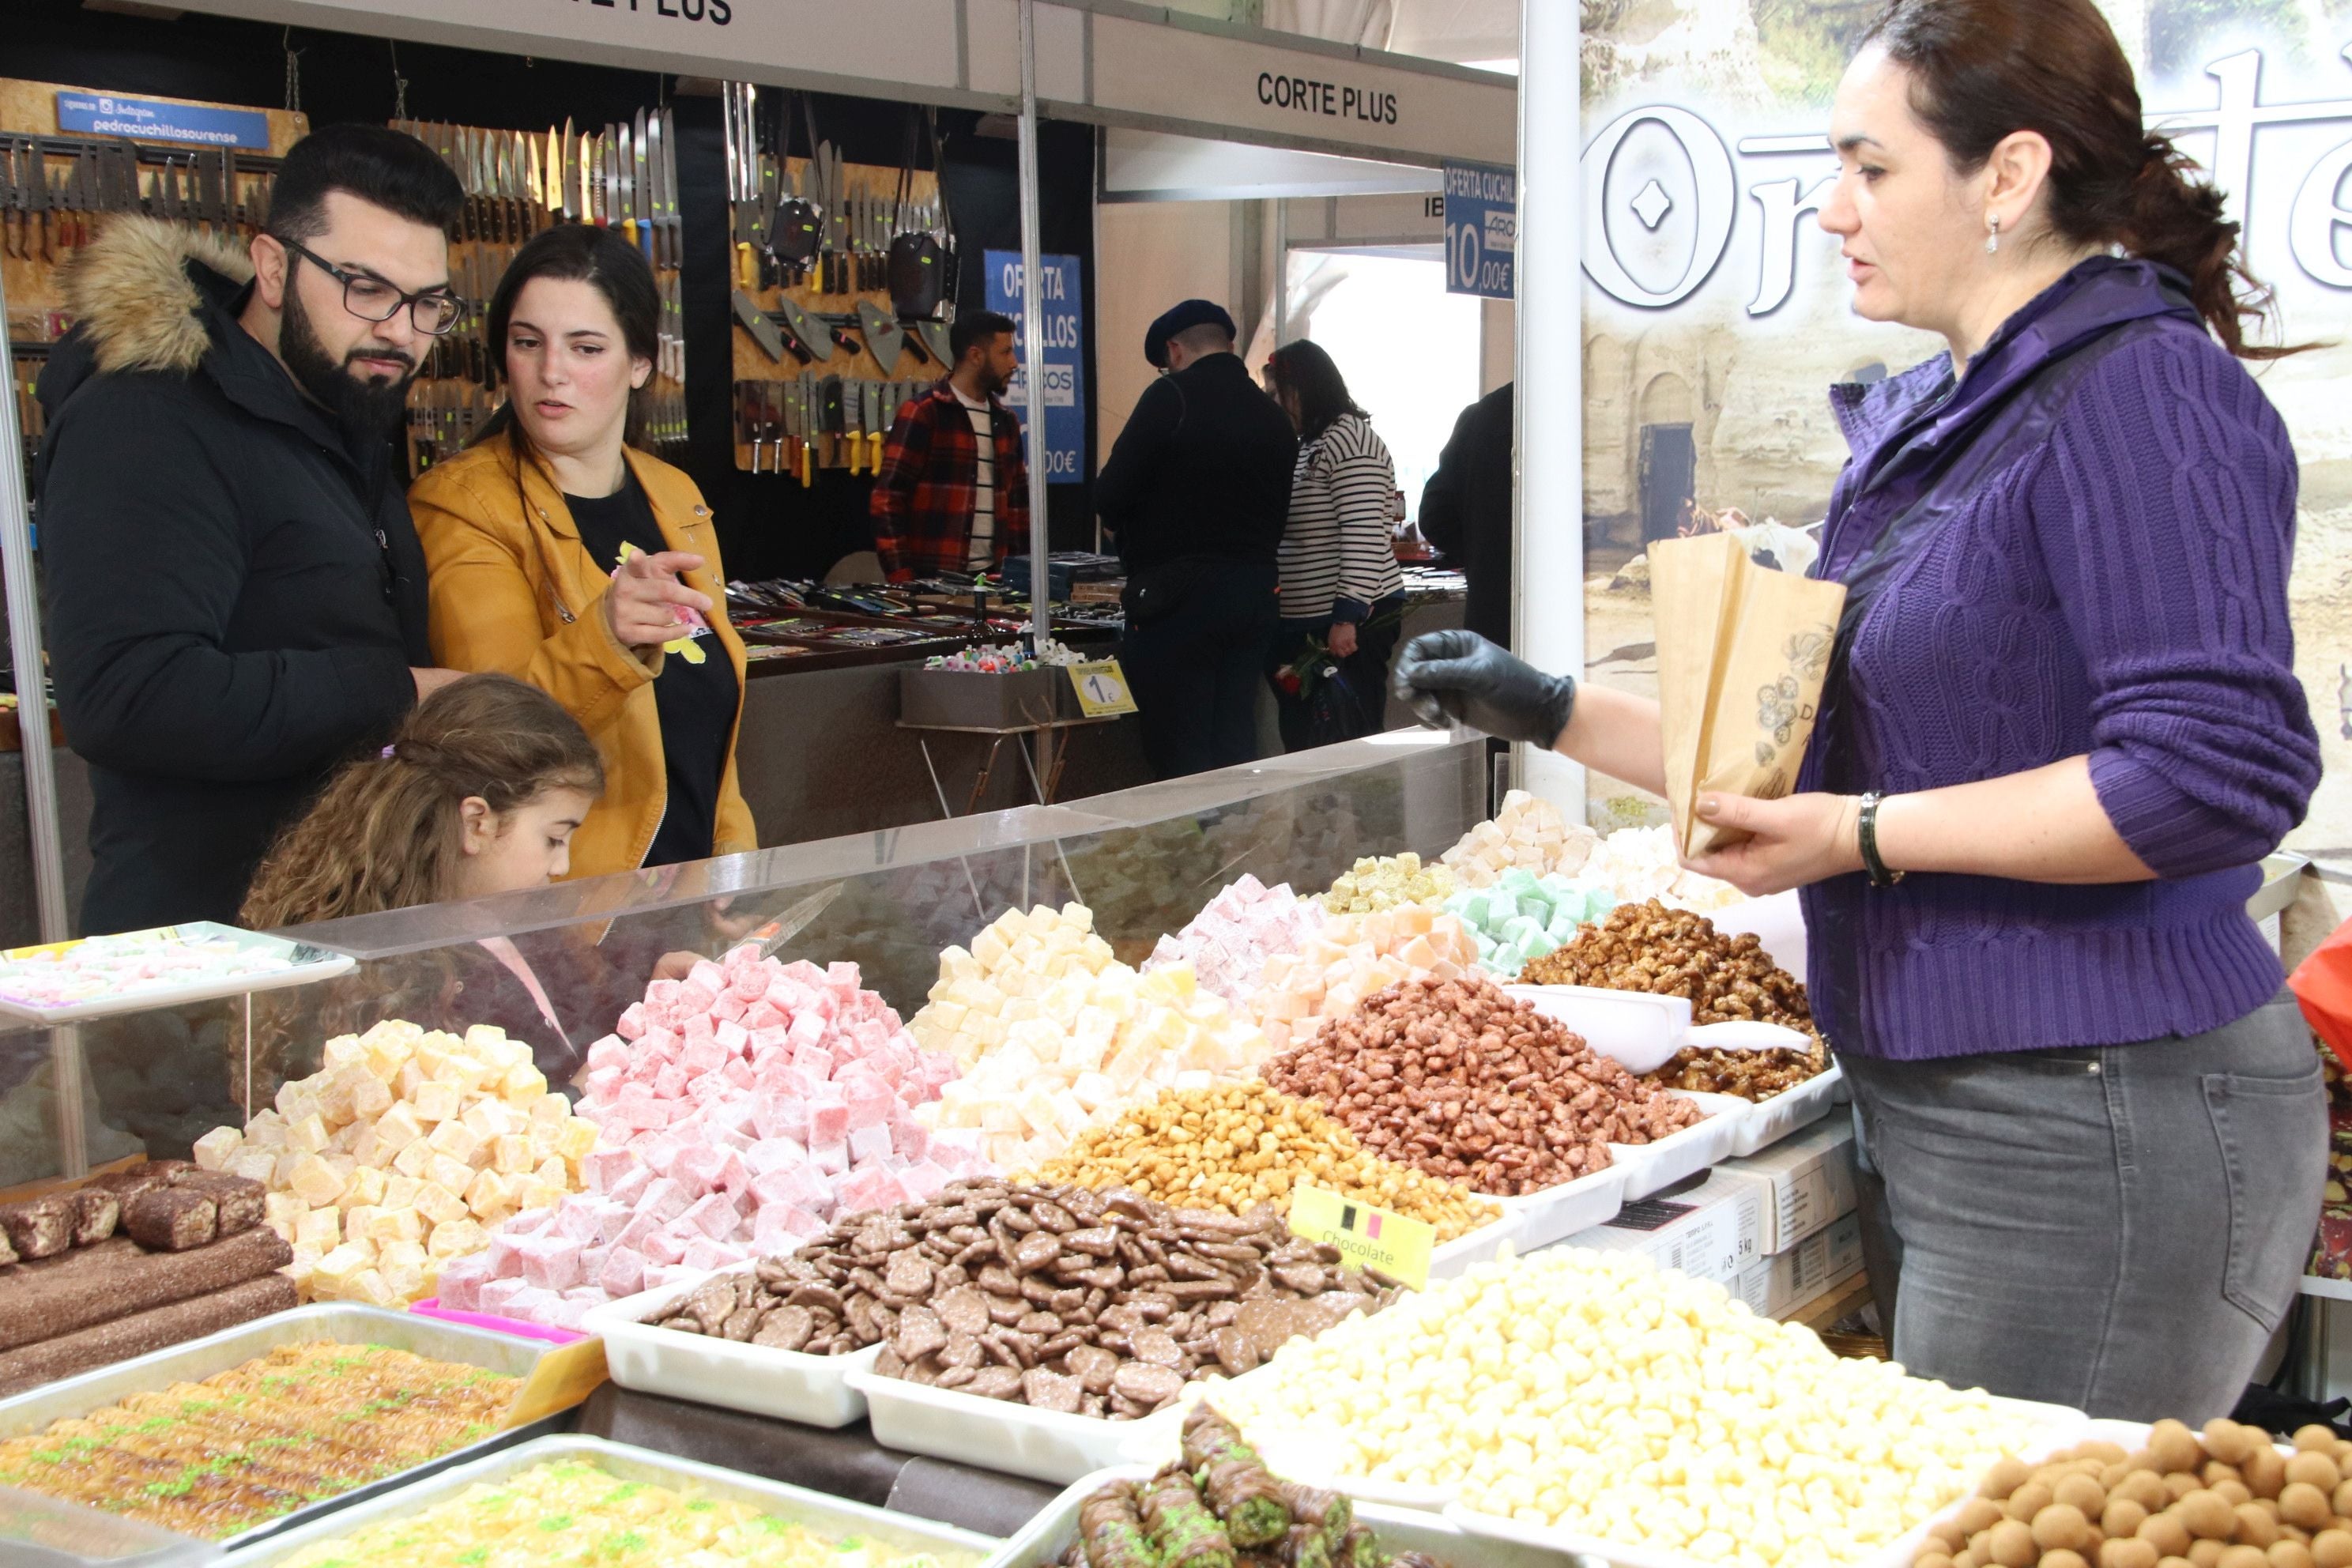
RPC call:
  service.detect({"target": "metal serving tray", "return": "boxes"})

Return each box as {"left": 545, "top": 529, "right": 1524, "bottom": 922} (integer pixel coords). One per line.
{"left": 213, "top": 1434, "right": 1001, "bottom": 1566}
{"left": 0, "top": 1303, "right": 575, "bottom": 1552}
{"left": 989, "top": 1463, "right": 1599, "bottom": 1567}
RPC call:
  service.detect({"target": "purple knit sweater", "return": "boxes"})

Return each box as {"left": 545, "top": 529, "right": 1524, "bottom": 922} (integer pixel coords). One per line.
{"left": 1796, "top": 258, "right": 2320, "bottom": 1061}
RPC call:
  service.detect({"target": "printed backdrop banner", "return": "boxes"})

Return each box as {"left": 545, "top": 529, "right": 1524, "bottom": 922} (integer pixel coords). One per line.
{"left": 1576, "top": 3, "right": 2352, "bottom": 899}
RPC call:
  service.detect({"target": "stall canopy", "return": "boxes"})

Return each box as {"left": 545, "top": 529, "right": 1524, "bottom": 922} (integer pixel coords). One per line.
{"left": 166, "top": 0, "right": 1516, "bottom": 166}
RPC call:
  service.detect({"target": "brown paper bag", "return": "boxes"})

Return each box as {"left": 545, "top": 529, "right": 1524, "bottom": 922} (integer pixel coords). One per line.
{"left": 1649, "top": 533, "right": 1848, "bottom": 858}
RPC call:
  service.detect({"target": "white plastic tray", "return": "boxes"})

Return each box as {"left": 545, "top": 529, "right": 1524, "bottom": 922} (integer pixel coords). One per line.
{"left": 1726, "top": 1061, "right": 1844, "bottom": 1156}
{"left": 844, "top": 1364, "right": 1196, "bottom": 1485}
{"left": 581, "top": 1265, "right": 883, "bottom": 1429}
{"left": 1493, "top": 1162, "right": 1630, "bottom": 1250}
{"left": 1444, "top": 1399, "right": 2090, "bottom": 1568}
{"left": 989, "top": 1464, "right": 1599, "bottom": 1566}
{"left": 1607, "top": 1091, "right": 1751, "bottom": 1200}
{"left": 1117, "top": 1388, "right": 1463, "bottom": 1514}
{"left": 213, "top": 1434, "right": 1000, "bottom": 1566}
{"left": 0, "top": 923, "right": 356, "bottom": 1024}
{"left": 1429, "top": 1207, "right": 1526, "bottom": 1280}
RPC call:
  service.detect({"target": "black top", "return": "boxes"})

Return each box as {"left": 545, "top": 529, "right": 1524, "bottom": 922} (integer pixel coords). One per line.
{"left": 1417, "top": 382, "right": 1513, "bottom": 650}
{"left": 37, "top": 260, "right": 430, "bottom": 934}
{"left": 1095, "top": 352, "right": 1297, "bottom": 574}
{"left": 564, "top": 471, "right": 739, "bottom": 869}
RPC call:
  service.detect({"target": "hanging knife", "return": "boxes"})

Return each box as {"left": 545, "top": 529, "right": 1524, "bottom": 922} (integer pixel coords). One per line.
{"left": 602, "top": 128, "right": 620, "bottom": 232}
{"left": 644, "top": 109, "right": 666, "bottom": 269}
{"left": 559, "top": 118, "right": 577, "bottom": 223}
{"left": 0, "top": 142, "right": 18, "bottom": 261}
{"left": 543, "top": 126, "right": 561, "bottom": 224}
{"left": 659, "top": 107, "right": 680, "bottom": 268}
{"left": 616, "top": 120, "right": 635, "bottom": 251}
{"left": 632, "top": 108, "right": 651, "bottom": 261}
{"left": 733, "top": 290, "right": 787, "bottom": 363}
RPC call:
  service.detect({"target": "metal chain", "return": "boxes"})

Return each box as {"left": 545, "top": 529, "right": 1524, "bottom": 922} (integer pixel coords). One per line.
{"left": 283, "top": 27, "right": 303, "bottom": 115}
{"left": 389, "top": 41, "right": 408, "bottom": 121}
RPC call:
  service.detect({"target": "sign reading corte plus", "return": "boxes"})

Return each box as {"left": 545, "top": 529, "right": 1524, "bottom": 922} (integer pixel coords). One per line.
{"left": 54, "top": 92, "right": 270, "bottom": 149}
{"left": 1443, "top": 160, "right": 1517, "bottom": 299}
{"left": 1583, "top": 43, "right": 2352, "bottom": 316}
{"left": 984, "top": 251, "right": 1086, "bottom": 485}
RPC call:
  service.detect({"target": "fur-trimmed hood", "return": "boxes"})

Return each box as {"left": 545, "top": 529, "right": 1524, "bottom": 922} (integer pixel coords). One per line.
{"left": 58, "top": 215, "right": 253, "bottom": 377}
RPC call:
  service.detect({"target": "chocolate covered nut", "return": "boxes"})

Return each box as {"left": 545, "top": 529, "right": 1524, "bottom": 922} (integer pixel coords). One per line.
{"left": 0, "top": 1198, "right": 75, "bottom": 1261}
{"left": 122, "top": 1189, "right": 218, "bottom": 1252}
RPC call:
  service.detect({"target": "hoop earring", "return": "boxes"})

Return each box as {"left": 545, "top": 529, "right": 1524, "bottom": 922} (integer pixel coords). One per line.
{"left": 1984, "top": 213, "right": 2001, "bottom": 255}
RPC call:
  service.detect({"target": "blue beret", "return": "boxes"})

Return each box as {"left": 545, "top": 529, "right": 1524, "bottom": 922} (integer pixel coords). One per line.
{"left": 1144, "top": 299, "right": 1238, "bottom": 368}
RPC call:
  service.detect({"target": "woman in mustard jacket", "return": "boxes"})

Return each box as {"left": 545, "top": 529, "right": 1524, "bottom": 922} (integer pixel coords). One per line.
{"left": 409, "top": 225, "right": 755, "bottom": 879}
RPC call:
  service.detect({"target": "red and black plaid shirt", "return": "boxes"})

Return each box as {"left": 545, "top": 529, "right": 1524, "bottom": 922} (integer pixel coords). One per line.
{"left": 869, "top": 379, "right": 1031, "bottom": 582}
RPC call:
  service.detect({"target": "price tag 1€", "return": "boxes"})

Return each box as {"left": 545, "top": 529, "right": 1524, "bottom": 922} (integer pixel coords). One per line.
{"left": 1067, "top": 659, "right": 1138, "bottom": 718}
{"left": 1286, "top": 1185, "right": 1434, "bottom": 1291}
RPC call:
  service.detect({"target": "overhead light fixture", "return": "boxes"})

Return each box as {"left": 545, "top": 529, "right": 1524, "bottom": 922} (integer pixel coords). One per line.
{"left": 975, "top": 113, "right": 1020, "bottom": 139}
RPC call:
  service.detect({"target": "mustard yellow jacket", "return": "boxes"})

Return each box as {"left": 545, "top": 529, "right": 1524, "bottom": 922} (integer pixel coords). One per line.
{"left": 408, "top": 435, "right": 756, "bottom": 880}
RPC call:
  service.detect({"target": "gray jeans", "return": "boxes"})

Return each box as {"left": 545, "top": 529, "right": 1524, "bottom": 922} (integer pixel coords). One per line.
{"left": 1841, "top": 992, "right": 2326, "bottom": 1421}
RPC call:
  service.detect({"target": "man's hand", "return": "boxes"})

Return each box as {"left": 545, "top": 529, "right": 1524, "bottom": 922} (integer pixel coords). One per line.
{"left": 1391, "top": 630, "right": 1576, "bottom": 747}
{"left": 607, "top": 550, "right": 711, "bottom": 650}
{"left": 1327, "top": 620, "right": 1359, "bottom": 658}
{"left": 1680, "top": 792, "right": 1865, "bottom": 896}
{"left": 411, "top": 666, "right": 467, "bottom": 701}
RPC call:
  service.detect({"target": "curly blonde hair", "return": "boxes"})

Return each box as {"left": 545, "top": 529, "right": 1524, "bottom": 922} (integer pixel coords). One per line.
{"left": 241, "top": 673, "right": 605, "bottom": 930}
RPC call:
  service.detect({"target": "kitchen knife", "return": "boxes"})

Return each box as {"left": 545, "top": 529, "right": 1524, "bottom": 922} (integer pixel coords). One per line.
{"left": 635, "top": 134, "right": 653, "bottom": 262}
{"left": 26, "top": 138, "right": 49, "bottom": 262}
{"left": 733, "top": 290, "right": 788, "bottom": 363}
{"left": 560, "top": 119, "right": 578, "bottom": 223}
{"left": 616, "top": 121, "right": 636, "bottom": 251}
{"left": 656, "top": 107, "right": 677, "bottom": 267}
{"left": 773, "top": 295, "right": 827, "bottom": 362}
{"left": 856, "top": 299, "right": 904, "bottom": 374}
{"left": 0, "top": 143, "right": 17, "bottom": 261}
{"left": 642, "top": 109, "right": 663, "bottom": 266}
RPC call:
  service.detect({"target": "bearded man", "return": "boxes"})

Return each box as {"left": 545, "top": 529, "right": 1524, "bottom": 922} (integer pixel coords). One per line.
{"left": 36, "top": 123, "right": 465, "bottom": 933}
{"left": 869, "top": 308, "right": 1031, "bottom": 582}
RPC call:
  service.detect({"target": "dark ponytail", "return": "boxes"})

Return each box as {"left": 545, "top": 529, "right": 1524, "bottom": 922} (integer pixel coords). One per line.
{"left": 1863, "top": 0, "right": 2308, "bottom": 359}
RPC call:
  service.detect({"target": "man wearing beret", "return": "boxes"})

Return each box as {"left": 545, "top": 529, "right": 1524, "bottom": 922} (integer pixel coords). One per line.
{"left": 1095, "top": 300, "right": 1298, "bottom": 778}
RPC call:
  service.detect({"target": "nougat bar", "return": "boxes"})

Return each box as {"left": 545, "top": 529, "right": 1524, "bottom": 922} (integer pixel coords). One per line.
{"left": 0, "top": 1229, "right": 291, "bottom": 1351}
{"left": 0, "top": 1273, "right": 298, "bottom": 1396}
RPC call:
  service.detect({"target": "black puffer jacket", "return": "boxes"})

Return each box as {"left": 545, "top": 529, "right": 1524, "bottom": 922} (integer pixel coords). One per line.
{"left": 36, "top": 218, "right": 430, "bottom": 935}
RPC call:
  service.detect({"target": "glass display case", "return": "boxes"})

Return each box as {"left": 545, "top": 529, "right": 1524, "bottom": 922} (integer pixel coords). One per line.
{"left": 0, "top": 732, "right": 1487, "bottom": 1189}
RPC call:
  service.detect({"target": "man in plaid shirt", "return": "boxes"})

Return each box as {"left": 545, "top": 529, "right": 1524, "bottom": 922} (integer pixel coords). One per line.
{"left": 869, "top": 310, "right": 1031, "bottom": 582}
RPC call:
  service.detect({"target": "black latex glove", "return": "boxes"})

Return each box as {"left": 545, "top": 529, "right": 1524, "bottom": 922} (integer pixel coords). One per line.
{"left": 1392, "top": 629, "right": 1577, "bottom": 748}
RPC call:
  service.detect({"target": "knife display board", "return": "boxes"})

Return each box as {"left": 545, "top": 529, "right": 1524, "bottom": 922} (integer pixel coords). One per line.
{"left": 723, "top": 82, "right": 953, "bottom": 484}
{"left": 397, "top": 112, "right": 686, "bottom": 481}
{"left": 2, "top": 79, "right": 303, "bottom": 492}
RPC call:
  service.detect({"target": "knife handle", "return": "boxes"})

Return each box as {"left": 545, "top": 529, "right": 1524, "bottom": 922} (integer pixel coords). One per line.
{"left": 736, "top": 242, "right": 756, "bottom": 292}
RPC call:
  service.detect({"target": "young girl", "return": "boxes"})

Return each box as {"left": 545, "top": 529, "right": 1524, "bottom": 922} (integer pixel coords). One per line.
{"left": 240, "top": 673, "right": 608, "bottom": 1090}
{"left": 243, "top": 672, "right": 604, "bottom": 925}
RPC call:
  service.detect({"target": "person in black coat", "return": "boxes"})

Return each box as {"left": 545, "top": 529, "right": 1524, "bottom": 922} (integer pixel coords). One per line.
{"left": 1095, "top": 300, "right": 1298, "bottom": 778}
{"left": 36, "top": 126, "right": 465, "bottom": 935}
{"left": 1417, "top": 381, "right": 1514, "bottom": 650}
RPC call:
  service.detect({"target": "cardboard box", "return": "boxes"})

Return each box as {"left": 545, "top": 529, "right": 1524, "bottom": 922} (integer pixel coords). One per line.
{"left": 1708, "top": 1114, "right": 1857, "bottom": 1256}
{"left": 1732, "top": 1211, "right": 1865, "bottom": 1317}
{"left": 1562, "top": 1171, "right": 1762, "bottom": 1287}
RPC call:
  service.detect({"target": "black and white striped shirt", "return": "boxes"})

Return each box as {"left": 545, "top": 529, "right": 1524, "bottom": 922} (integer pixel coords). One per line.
{"left": 1276, "top": 411, "right": 1404, "bottom": 620}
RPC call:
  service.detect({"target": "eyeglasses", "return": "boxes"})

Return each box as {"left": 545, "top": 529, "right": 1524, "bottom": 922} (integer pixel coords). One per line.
{"left": 280, "top": 236, "right": 462, "bottom": 335}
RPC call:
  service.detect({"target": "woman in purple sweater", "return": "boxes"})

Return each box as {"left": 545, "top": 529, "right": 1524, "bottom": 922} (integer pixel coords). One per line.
{"left": 1396, "top": 0, "right": 2324, "bottom": 1419}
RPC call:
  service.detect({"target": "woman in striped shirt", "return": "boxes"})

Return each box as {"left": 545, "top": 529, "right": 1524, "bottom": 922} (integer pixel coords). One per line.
{"left": 1263, "top": 341, "right": 1407, "bottom": 750}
